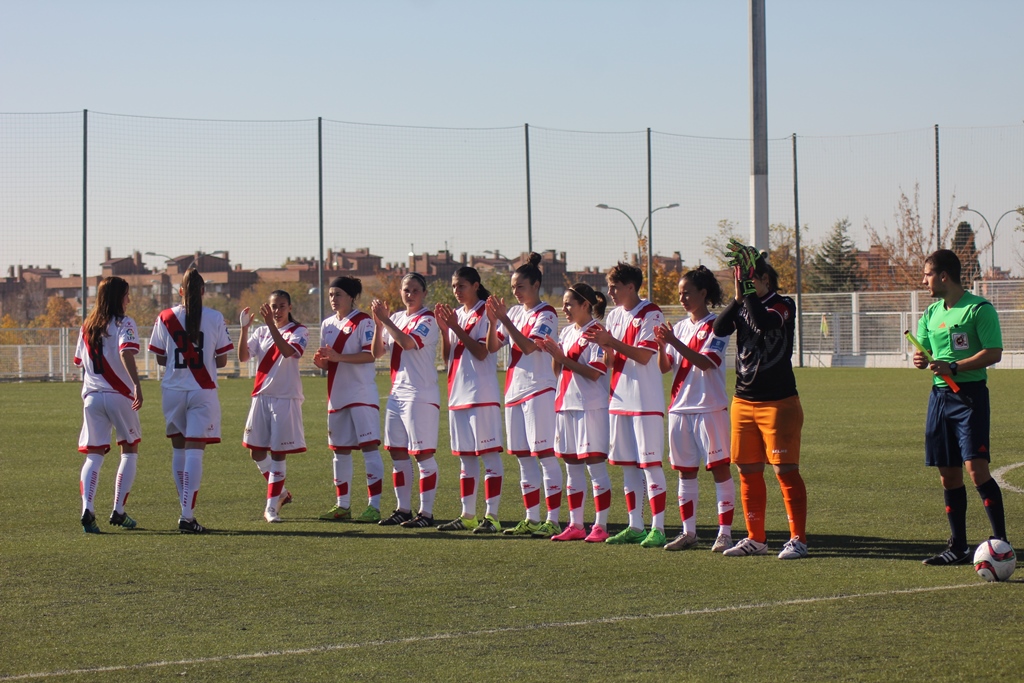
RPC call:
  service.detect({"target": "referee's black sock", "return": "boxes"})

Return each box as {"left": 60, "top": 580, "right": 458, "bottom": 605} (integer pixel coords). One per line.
{"left": 943, "top": 485, "right": 969, "bottom": 551}
{"left": 976, "top": 478, "right": 1007, "bottom": 541}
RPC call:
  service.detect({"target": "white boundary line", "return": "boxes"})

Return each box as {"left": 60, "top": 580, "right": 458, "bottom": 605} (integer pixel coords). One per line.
{"left": 0, "top": 582, "right": 988, "bottom": 681}
{"left": 992, "top": 461, "right": 1024, "bottom": 494}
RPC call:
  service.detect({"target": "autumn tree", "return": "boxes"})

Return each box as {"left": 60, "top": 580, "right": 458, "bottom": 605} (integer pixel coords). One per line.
{"left": 238, "top": 282, "right": 319, "bottom": 328}
{"left": 31, "top": 295, "right": 80, "bottom": 328}
{"left": 363, "top": 271, "right": 404, "bottom": 313}
{"left": 951, "top": 221, "right": 981, "bottom": 284}
{"left": 804, "top": 219, "right": 863, "bottom": 293}
{"left": 865, "top": 184, "right": 954, "bottom": 290}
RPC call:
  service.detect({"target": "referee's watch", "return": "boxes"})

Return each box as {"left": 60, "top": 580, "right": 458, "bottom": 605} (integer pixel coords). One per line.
{"left": 949, "top": 362, "right": 959, "bottom": 376}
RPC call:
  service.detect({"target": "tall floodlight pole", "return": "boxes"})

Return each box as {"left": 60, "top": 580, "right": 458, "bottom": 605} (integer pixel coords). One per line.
{"left": 749, "top": 0, "right": 769, "bottom": 253}
{"left": 959, "top": 205, "right": 1020, "bottom": 275}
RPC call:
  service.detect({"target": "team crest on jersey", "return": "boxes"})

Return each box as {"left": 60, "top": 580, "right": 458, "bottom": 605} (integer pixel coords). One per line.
{"left": 468, "top": 315, "right": 478, "bottom": 326}
{"left": 631, "top": 319, "right": 641, "bottom": 328}
{"left": 343, "top": 325, "right": 353, "bottom": 334}
{"left": 578, "top": 338, "right": 588, "bottom": 347}
{"left": 952, "top": 332, "right": 969, "bottom": 350}
{"left": 697, "top": 330, "right": 707, "bottom": 340}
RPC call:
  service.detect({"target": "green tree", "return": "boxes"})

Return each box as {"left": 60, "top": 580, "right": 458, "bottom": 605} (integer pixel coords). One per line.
{"left": 702, "top": 219, "right": 742, "bottom": 268}
{"left": 951, "top": 221, "right": 981, "bottom": 284}
{"left": 804, "top": 219, "right": 863, "bottom": 293}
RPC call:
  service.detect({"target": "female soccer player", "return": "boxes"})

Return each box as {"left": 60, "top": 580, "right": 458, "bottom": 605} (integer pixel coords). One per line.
{"left": 238, "top": 290, "right": 308, "bottom": 523}
{"left": 74, "top": 276, "right": 143, "bottom": 533}
{"left": 313, "top": 276, "right": 384, "bottom": 523}
{"left": 486, "top": 253, "right": 562, "bottom": 538}
{"left": 713, "top": 250, "right": 808, "bottom": 559}
{"left": 585, "top": 262, "right": 668, "bottom": 548}
{"left": 148, "top": 268, "right": 233, "bottom": 533}
{"left": 535, "top": 282, "right": 613, "bottom": 542}
{"left": 436, "top": 266, "right": 504, "bottom": 534}
{"left": 371, "top": 272, "right": 441, "bottom": 528}
{"left": 656, "top": 266, "right": 735, "bottom": 552}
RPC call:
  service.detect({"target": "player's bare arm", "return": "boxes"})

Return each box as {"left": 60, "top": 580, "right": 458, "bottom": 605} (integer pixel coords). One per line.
{"left": 584, "top": 326, "right": 655, "bottom": 366}
{"left": 537, "top": 336, "right": 601, "bottom": 382}
{"left": 439, "top": 304, "right": 488, "bottom": 362}
{"left": 486, "top": 295, "right": 539, "bottom": 355}
{"left": 120, "top": 347, "right": 143, "bottom": 411}
{"left": 260, "top": 302, "right": 297, "bottom": 358}
{"left": 237, "top": 306, "right": 253, "bottom": 363}
{"left": 373, "top": 299, "right": 417, "bottom": 350}
{"left": 655, "top": 322, "right": 715, "bottom": 372}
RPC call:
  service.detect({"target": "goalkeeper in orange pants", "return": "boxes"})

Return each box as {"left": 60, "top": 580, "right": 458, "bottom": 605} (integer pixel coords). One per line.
{"left": 712, "top": 240, "right": 808, "bottom": 559}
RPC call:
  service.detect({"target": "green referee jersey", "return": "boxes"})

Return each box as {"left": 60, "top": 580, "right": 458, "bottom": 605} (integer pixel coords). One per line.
{"left": 917, "top": 291, "right": 1002, "bottom": 386}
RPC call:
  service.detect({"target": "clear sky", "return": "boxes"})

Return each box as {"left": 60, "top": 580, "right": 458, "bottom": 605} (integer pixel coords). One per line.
{"left": 2, "top": 1, "right": 1023, "bottom": 277}
{"left": 3, "top": 0, "right": 1021, "bottom": 134}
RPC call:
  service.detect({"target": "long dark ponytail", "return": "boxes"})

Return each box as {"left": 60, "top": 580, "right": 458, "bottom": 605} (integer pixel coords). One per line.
{"left": 181, "top": 268, "right": 204, "bottom": 344}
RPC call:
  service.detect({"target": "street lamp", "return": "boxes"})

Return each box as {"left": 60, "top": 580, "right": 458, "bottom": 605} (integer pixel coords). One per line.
{"left": 958, "top": 205, "right": 1020, "bottom": 275}
{"left": 596, "top": 203, "right": 679, "bottom": 293}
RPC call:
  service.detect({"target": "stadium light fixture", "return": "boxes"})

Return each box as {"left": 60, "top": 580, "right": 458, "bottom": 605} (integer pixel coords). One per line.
{"left": 958, "top": 204, "right": 1020, "bottom": 274}
{"left": 595, "top": 203, "right": 680, "bottom": 289}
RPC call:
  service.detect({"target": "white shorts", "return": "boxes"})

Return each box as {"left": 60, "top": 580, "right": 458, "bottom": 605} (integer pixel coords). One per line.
{"left": 329, "top": 405, "right": 381, "bottom": 451}
{"left": 668, "top": 409, "right": 731, "bottom": 472}
{"left": 555, "top": 409, "right": 608, "bottom": 462}
{"left": 505, "top": 391, "right": 556, "bottom": 456}
{"left": 79, "top": 392, "right": 142, "bottom": 454}
{"left": 450, "top": 405, "right": 503, "bottom": 456}
{"left": 384, "top": 397, "right": 439, "bottom": 456}
{"left": 608, "top": 413, "right": 664, "bottom": 468}
{"left": 243, "top": 395, "right": 307, "bottom": 455}
{"left": 162, "top": 387, "right": 222, "bottom": 443}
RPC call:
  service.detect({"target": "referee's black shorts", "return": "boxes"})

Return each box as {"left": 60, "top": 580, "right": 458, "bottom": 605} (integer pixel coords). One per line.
{"left": 924, "top": 381, "right": 990, "bottom": 468}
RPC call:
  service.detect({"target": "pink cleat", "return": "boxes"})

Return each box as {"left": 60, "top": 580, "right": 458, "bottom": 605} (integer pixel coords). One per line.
{"left": 551, "top": 525, "right": 587, "bottom": 542}
{"left": 584, "top": 524, "right": 610, "bottom": 543}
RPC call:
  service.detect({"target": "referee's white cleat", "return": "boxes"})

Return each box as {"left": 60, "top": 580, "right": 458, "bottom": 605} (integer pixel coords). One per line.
{"left": 722, "top": 537, "right": 768, "bottom": 556}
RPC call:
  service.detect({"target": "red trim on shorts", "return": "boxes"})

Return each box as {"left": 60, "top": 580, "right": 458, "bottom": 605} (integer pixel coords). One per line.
{"left": 166, "top": 432, "right": 184, "bottom": 439}
{"left": 407, "top": 448, "right": 437, "bottom": 456}
{"left": 452, "top": 446, "right": 503, "bottom": 456}
{"left": 557, "top": 451, "right": 608, "bottom": 463}
{"left": 384, "top": 446, "right": 408, "bottom": 454}
{"left": 672, "top": 465, "right": 700, "bottom": 473}
{"left": 79, "top": 444, "right": 111, "bottom": 454}
{"left": 449, "top": 401, "right": 500, "bottom": 411}
{"left": 608, "top": 458, "right": 636, "bottom": 467}
{"left": 330, "top": 439, "right": 381, "bottom": 452}
{"left": 531, "top": 448, "right": 555, "bottom": 458}
{"left": 271, "top": 446, "right": 307, "bottom": 456}
{"left": 175, "top": 436, "right": 220, "bottom": 444}
{"left": 504, "top": 386, "right": 555, "bottom": 407}
{"left": 638, "top": 461, "right": 664, "bottom": 469}
{"left": 609, "top": 410, "right": 665, "bottom": 416}
{"left": 243, "top": 441, "right": 270, "bottom": 451}
{"left": 509, "top": 449, "right": 532, "bottom": 456}
{"left": 328, "top": 402, "right": 380, "bottom": 414}
{"left": 116, "top": 438, "right": 142, "bottom": 447}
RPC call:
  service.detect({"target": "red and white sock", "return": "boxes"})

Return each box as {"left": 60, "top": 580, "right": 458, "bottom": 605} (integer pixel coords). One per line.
{"left": 588, "top": 461, "right": 611, "bottom": 528}
{"left": 622, "top": 465, "right": 645, "bottom": 530}
{"left": 80, "top": 453, "right": 103, "bottom": 515}
{"left": 113, "top": 453, "right": 137, "bottom": 514}
{"left": 332, "top": 452, "right": 353, "bottom": 507}
{"left": 518, "top": 456, "right": 542, "bottom": 523}
{"left": 644, "top": 466, "right": 667, "bottom": 532}
{"left": 171, "top": 448, "right": 186, "bottom": 499}
{"left": 180, "top": 449, "right": 203, "bottom": 520}
{"left": 482, "top": 452, "right": 503, "bottom": 519}
{"left": 416, "top": 456, "right": 438, "bottom": 516}
{"left": 267, "top": 460, "right": 287, "bottom": 512}
{"left": 679, "top": 477, "right": 698, "bottom": 536}
{"left": 363, "top": 449, "right": 384, "bottom": 509}
{"left": 539, "top": 457, "right": 563, "bottom": 524}
{"left": 393, "top": 459, "right": 413, "bottom": 512}
{"left": 715, "top": 477, "right": 735, "bottom": 535}
{"left": 565, "top": 462, "right": 586, "bottom": 528}
{"left": 459, "top": 456, "right": 478, "bottom": 518}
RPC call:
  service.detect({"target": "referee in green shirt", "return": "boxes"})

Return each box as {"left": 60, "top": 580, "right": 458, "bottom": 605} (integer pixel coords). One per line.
{"left": 913, "top": 249, "right": 1008, "bottom": 565}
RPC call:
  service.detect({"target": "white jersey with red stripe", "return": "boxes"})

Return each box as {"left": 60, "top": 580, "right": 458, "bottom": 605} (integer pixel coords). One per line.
{"left": 74, "top": 316, "right": 141, "bottom": 399}
{"left": 321, "top": 310, "right": 377, "bottom": 411}
{"left": 554, "top": 318, "right": 609, "bottom": 412}
{"left": 665, "top": 313, "right": 729, "bottom": 414}
{"left": 148, "top": 305, "right": 233, "bottom": 391}
{"left": 446, "top": 300, "right": 500, "bottom": 410}
{"left": 605, "top": 299, "right": 665, "bottom": 416}
{"left": 246, "top": 321, "right": 308, "bottom": 399}
{"left": 384, "top": 307, "right": 440, "bottom": 405}
{"left": 495, "top": 301, "right": 558, "bottom": 406}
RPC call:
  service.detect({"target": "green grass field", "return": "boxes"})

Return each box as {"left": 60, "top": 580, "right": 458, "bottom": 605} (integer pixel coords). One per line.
{"left": 2, "top": 369, "right": 1023, "bottom": 681}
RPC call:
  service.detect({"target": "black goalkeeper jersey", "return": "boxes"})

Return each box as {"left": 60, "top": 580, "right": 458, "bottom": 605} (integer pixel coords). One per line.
{"left": 713, "top": 291, "right": 798, "bottom": 402}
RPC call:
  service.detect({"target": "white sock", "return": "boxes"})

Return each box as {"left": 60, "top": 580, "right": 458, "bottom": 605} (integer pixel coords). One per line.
{"left": 644, "top": 466, "right": 668, "bottom": 532}
{"left": 113, "top": 453, "right": 137, "bottom": 514}
{"left": 459, "top": 456, "right": 478, "bottom": 518}
{"left": 565, "top": 463, "right": 587, "bottom": 528}
{"left": 267, "top": 460, "right": 287, "bottom": 512}
{"left": 180, "top": 449, "right": 203, "bottom": 520}
{"left": 622, "top": 466, "right": 645, "bottom": 530}
{"left": 715, "top": 477, "right": 736, "bottom": 535}
{"left": 332, "top": 452, "right": 353, "bottom": 507}
{"left": 518, "top": 456, "right": 542, "bottom": 522}
{"left": 482, "top": 452, "right": 504, "bottom": 519}
{"left": 363, "top": 449, "right": 384, "bottom": 509}
{"left": 80, "top": 453, "right": 103, "bottom": 515}
{"left": 416, "top": 457, "right": 438, "bottom": 516}
{"left": 680, "top": 477, "right": 698, "bottom": 536}
{"left": 539, "top": 457, "right": 564, "bottom": 523}
{"left": 172, "top": 448, "right": 186, "bottom": 499}
{"left": 588, "top": 461, "right": 612, "bottom": 528}
{"left": 393, "top": 459, "right": 413, "bottom": 512}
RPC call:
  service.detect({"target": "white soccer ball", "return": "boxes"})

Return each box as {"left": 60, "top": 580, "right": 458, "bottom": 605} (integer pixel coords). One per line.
{"left": 973, "top": 538, "right": 1016, "bottom": 582}
{"left": 239, "top": 308, "right": 254, "bottom": 326}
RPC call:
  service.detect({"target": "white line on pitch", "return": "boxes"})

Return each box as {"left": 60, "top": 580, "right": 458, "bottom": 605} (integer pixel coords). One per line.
{"left": 0, "top": 582, "right": 990, "bottom": 681}
{"left": 992, "top": 461, "right": 1024, "bottom": 494}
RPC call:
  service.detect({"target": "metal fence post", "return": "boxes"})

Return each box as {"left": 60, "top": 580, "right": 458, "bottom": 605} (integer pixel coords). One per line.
{"left": 82, "top": 109, "right": 88, "bottom": 319}
{"left": 851, "top": 292, "right": 860, "bottom": 356}
{"left": 793, "top": 133, "right": 803, "bottom": 367}
{"left": 317, "top": 117, "right": 325, "bottom": 323}
{"left": 934, "top": 124, "right": 941, "bottom": 250}
{"left": 525, "top": 123, "right": 533, "bottom": 253}
{"left": 646, "top": 127, "right": 653, "bottom": 295}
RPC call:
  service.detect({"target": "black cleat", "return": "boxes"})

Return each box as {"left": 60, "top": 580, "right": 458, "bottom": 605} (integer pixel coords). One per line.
{"left": 178, "top": 517, "right": 207, "bottom": 534}
{"left": 923, "top": 538, "right": 971, "bottom": 566}
{"left": 379, "top": 509, "right": 413, "bottom": 526}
